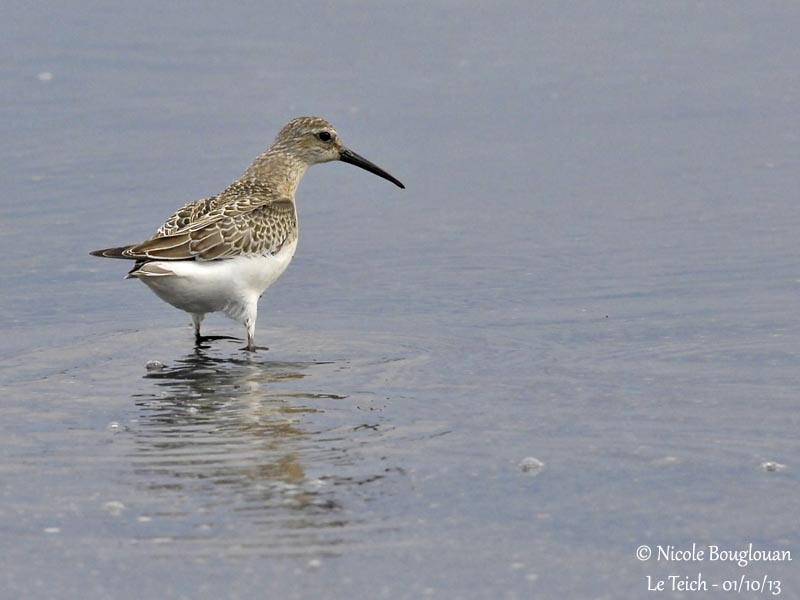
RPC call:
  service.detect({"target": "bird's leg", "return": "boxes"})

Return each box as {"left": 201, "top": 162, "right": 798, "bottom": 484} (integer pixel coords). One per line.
{"left": 242, "top": 301, "right": 258, "bottom": 352}
{"left": 192, "top": 313, "right": 205, "bottom": 343}
{"left": 193, "top": 313, "right": 239, "bottom": 344}
{"left": 238, "top": 296, "right": 268, "bottom": 352}
{"left": 244, "top": 318, "right": 257, "bottom": 352}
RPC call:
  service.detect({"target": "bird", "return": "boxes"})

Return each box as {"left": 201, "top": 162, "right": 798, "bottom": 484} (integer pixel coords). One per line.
{"left": 91, "top": 116, "right": 404, "bottom": 351}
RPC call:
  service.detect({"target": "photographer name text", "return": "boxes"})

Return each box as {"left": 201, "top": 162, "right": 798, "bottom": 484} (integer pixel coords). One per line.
{"left": 636, "top": 543, "right": 791, "bottom": 567}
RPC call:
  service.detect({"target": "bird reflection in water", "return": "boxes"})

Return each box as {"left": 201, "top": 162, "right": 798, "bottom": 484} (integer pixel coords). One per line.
{"left": 130, "top": 343, "right": 352, "bottom": 553}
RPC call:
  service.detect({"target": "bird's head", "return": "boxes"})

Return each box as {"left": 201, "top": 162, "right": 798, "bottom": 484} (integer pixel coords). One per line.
{"left": 272, "top": 117, "right": 405, "bottom": 188}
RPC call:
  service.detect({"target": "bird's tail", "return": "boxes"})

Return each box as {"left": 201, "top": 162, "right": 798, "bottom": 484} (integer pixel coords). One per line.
{"left": 89, "top": 245, "right": 136, "bottom": 259}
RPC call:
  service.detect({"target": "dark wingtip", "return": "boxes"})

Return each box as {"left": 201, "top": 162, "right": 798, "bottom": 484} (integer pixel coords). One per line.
{"left": 90, "top": 246, "right": 136, "bottom": 259}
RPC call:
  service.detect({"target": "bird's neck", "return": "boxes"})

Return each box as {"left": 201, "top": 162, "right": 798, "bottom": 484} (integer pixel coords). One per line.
{"left": 242, "top": 150, "right": 309, "bottom": 198}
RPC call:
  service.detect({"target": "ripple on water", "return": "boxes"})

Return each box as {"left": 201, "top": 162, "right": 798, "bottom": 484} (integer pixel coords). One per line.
{"left": 0, "top": 326, "right": 440, "bottom": 558}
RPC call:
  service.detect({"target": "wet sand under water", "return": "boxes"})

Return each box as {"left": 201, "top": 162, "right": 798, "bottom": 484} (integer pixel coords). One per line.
{"left": 2, "top": 320, "right": 797, "bottom": 598}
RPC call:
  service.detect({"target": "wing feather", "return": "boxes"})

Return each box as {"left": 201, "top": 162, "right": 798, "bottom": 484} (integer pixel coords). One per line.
{"left": 91, "top": 179, "right": 296, "bottom": 263}
{"left": 122, "top": 199, "right": 296, "bottom": 261}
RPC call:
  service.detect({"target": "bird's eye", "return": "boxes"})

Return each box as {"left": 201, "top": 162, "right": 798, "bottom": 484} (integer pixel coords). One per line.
{"left": 318, "top": 131, "right": 332, "bottom": 142}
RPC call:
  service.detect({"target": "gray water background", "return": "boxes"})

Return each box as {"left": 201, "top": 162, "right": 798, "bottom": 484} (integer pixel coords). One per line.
{"left": 1, "top": 2, "right": 798, "bottom": 598}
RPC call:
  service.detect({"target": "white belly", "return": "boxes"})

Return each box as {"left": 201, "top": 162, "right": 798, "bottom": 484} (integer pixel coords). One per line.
{"left": 136, "top": 239, "right": 297, "bottom": 322}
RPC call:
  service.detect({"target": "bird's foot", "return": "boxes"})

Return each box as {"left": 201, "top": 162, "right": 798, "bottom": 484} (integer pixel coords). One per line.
{"left": 239, "top": 344, "right": 269, "bottom": 352}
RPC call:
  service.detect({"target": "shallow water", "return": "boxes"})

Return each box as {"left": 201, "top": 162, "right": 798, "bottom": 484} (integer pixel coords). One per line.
{"left": 2, "top": 2, "right": 799, "bottom": 598}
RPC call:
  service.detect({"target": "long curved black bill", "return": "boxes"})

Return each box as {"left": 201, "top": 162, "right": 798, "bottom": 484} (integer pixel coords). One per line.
{"left": 340, "top": 147, "right": 405, "bottom": 189}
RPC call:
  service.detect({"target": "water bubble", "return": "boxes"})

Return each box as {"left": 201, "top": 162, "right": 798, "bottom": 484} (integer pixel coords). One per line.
{"left": 107, "top": 421, "right": 122, "bottom": 431}
{"left": 518, "top": 457, "right": 545, "bottom": 475}
{"left": 761, "top": 461, "right": 786, "bottom": 472}
{"left": 145, "top": 360, "right": 165, "bottom": 371}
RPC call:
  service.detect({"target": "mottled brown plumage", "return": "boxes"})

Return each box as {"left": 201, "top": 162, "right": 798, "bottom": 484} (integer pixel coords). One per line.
{"left": 128, "top": 180, "right": 297, "bottom": 262}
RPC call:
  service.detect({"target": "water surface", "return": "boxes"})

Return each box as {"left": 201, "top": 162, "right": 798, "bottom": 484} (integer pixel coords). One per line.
{"left": 1, "top": 2, "right": 799, "bottom": 598}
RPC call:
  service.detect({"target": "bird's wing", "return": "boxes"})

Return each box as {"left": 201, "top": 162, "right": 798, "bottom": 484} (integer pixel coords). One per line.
{"left": 152, "top": 179, "right": 276, "bottom": 238}
{"left": 153, "top": 196, "right": 220, "bottom": 238}
{"left": 124, "top": 196, "right": 297, "bottom": 261}
{"left": 90, "top": 180, "right": 295, "bottom": 261}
